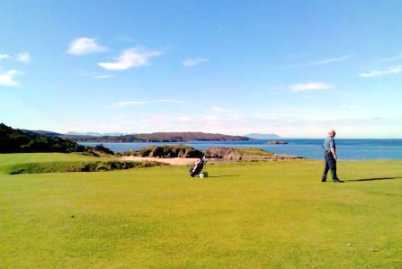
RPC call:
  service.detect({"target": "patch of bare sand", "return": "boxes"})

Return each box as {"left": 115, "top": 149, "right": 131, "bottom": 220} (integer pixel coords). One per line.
{"left": 121, "top": 156, "right": 197, "bottom": 166}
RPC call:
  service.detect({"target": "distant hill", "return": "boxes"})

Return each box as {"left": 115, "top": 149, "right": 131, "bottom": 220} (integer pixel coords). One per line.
{"left": 66, "top": 131, "right": 127, "bottom": 137}
{"left": 22, "top": 129, "right": 62, "bottom": 137}
{"left": 0, "top": 123, "right": 84, "bottom": 153}
{"left": 62, "top": 132, "right": 250, "bottom": 143}
{"left": 246, "top": 133, "right": 281, "bottom": 140}
{"left": 134, "top": 132, "right": 249, "bottom": 142}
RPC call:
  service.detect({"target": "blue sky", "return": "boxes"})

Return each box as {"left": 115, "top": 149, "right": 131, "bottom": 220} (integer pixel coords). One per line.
{"left": 1, "top": 0, "right": 402, "bottom": 137}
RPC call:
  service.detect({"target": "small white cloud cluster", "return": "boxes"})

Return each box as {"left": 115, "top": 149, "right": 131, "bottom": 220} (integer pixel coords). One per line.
{"left": 289, "top": 82, "right": 333, "bottom": 92}
{"left": 67, "top": 37, "right": 162, "bottom": 77}
{"left": 0, "top": 70, "right": 21, "bottom": 87}
{"left": 0, "top": 54, "right": 10, "bottom": 61}
{"left": 67, "top": 37, "right": 107, "bottom": 55}
{"left": 307, "top": 55, "right": 351, "bottom": 66}
{"left": 98, "top": 48, "right": 161, "bottom": 71}
{"left": 16, "top": 52, "right": 31, "bottom": 63}
{"left": 182, "top": 57, "right": 208, "bottom": 67}
{"left": 0, "top": 51, "right": 31, "bottom": 63}
{"left": 111, "top": 99, "right": 183, "bottom": 108}
{"left": 0, "top": 51, "right": 31, "bottom": 87}
{"left": 359, "top": 66, "right": 402, "bottom": 78}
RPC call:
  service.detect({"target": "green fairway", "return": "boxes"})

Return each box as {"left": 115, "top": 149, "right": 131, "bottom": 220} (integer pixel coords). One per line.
{"left": 1, "top": 154, "right": 402, "bottom": 269}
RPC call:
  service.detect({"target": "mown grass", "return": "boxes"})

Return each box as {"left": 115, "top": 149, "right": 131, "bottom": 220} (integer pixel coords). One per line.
{"left": 1, "top": 153, "right": 402, "bottom": 268}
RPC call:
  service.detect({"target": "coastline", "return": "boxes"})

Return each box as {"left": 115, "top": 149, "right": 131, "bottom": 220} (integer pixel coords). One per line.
{"left": 81, "top": 139, "right": 402, "bottom": 160}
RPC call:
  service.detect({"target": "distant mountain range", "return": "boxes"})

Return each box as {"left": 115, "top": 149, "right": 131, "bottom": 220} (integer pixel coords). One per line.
{"left": 1, "top": 123, "right": 284, "bottom": 154}
{"left": 18, "top": 128, "right": 281, "bottom": 143}
{"left": 245, "top": 133, "right": 281, "bottom": 140}
{"left": 61, "top": 132, "right": 250, "bottom": 143}
{"left": 66, "top": 131, "right": 127, "bottom": 137}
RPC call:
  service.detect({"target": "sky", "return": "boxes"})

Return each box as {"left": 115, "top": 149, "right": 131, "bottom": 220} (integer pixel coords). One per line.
{"left": 1, "top": 0, "right": 402, "bottom": 138}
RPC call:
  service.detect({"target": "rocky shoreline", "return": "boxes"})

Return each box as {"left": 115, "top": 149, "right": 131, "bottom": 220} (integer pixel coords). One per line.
{"left": 120, "top": 145, "right": 303, "bottom": 163}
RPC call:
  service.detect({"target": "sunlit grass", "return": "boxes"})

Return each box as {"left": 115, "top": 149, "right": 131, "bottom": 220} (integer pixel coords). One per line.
{"left": 1, "top": 154, "right": 402, "bottom": 268}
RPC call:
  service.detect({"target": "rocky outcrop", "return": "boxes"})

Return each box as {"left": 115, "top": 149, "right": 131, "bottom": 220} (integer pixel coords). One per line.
{"left": 205, "top": 147, "right": 302, "bottom": 161}
{"left": 122, "top": 145, "right": 303, "bottom": 161}
{"left": 268, "top": 140, "right": 288, "bottom": 145}
{"left": 123, "top": 145, "right": 204, "bottom": 158}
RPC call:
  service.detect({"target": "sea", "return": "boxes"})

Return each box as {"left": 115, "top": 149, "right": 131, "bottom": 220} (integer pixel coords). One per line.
{"left": 81, "top": 139, "right": 402, "bottom": 160}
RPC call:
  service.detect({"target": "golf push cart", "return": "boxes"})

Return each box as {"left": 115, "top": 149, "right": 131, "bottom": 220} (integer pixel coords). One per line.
{"left": 189, "top": 156, "right": 208, "bottom": 178}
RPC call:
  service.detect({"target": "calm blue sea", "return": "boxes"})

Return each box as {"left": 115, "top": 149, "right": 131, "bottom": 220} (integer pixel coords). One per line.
{"left": 81, "top": 139, "right": 402, "bottom": 160}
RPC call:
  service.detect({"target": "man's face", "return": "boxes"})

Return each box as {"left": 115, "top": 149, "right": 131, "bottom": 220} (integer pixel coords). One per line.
{"left": 330, "top": 131, "right": 336, "bottom": 137}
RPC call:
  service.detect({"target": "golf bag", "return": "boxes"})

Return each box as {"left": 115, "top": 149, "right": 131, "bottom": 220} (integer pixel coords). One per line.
{"left": 189, "top": 157, "right": 206, "bottom": 177}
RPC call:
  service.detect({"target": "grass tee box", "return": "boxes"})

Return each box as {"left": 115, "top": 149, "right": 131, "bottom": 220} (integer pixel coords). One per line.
{"left": 1, "top": 153, "right": 402, "bottom": 269}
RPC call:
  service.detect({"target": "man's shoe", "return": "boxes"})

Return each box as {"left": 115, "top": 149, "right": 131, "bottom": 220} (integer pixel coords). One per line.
{"left": 321, "top": 179, "right": 327, "bottom": 182}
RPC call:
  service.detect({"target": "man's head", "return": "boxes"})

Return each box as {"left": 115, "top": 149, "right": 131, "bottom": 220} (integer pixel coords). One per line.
{"left": 328, "top": 129, "right": 336, "bottom": 137}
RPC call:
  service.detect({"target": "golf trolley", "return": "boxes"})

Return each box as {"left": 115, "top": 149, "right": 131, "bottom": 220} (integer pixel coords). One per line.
{"left": 189, "top": 156, "right": 208, "bottom": 178}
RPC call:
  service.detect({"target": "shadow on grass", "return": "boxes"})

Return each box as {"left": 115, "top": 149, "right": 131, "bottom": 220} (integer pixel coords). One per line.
{"left": 345, "top": 177, "right": 402, "bottom": 183}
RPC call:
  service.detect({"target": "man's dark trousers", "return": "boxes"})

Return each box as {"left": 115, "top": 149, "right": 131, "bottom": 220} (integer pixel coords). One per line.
{"left": 321, "top": 152, "right": 338, "bottom": 181}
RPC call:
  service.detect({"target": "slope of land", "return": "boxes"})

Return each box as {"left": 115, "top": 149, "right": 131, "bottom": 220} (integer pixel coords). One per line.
{"left": 0, "top": 123, "right": 84, "bottom": 153}
{"left": 1, "top": 153, "right": 402, "bottom": 269}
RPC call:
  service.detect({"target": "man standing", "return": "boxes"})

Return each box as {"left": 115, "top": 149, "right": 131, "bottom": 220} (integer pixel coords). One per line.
{"left": 321, "top": 130, "right": 343, "bottom": 183}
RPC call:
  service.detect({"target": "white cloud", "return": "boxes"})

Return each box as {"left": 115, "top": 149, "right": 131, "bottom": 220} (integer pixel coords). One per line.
{"left": 93, "top": 74, "right": 114, "bottom": 79}
{"left": 210, "top": 106, "right": 232, "bottom": 113}
{"left": 289, "top": 82, "right": 333, "bottom": 92}
{"left": 98, "top": 48, "right": 161, "bottom": 71}
{"left": 183, "top": 57, "right": 208, "bottom": 67}
{"left": 308, "top": 55, "right": 351, "bottom": 65}
{"left": 79, "top": 71, "right": 114, "bottom": 80}
{"left": 285, "top": 55, "right": 351, "bottom": 68}
{"left": 0, "top": 54, "right": 10, "bottom": 61}
{"left": 0, "top": 70, "right": 21, "bottom": 87}
{"left": 67, "top": 37, "right": 107, "bottom": 55}
{"left": 359, "top": 66, "right": 402, "bottom": 78}
{"left": 16, "top": 52, "right": 31, "bottom": 63}
{"left": 381, "top": 53, "right": 402, "bottom": 62}
{"left": 0, "top": 52, "right": 31, "bottom": 63}
{"left": 112, "top": 99, "right": 182, "bottom": 108}
{"left": 112, "top": 101, "right": 147, "bottom": 107}
{"left": 176, "top": 116, "right": 192, "bottom": 122}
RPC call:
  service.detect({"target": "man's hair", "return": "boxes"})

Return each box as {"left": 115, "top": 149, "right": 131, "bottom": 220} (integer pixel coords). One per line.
{"left": 328, "top": 129, "right": 336, "bottom": 136}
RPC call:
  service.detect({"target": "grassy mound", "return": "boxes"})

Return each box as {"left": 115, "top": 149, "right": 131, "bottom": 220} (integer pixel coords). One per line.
{"left": 8, "top": 160, "right": 163, "bottom": 175}
{"left": 205, "top": 147, "right": 276, "bottom": 160}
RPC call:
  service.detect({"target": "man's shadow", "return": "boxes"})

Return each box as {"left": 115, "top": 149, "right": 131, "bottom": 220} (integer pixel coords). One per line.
{"left": 345, "top": 176, "right": 402, "bottom": 183}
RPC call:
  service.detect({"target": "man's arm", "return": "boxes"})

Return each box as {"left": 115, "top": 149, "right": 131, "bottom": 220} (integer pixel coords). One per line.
{"left": 330, "top": 139, "right": 337, "bottom": 159}
{"left": 330, "top": 147, "right": 337, "bottom": 159}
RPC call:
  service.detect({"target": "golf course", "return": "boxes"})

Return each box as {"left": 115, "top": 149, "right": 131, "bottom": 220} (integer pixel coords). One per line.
{"left": 1, "top": 153, "right": 402, "bottom": 269}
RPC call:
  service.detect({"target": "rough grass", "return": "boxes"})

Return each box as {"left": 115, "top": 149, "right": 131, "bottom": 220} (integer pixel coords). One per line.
{"left": 1, "top": 153, "right": 402, "bottom": 268}
{"left": 7, "top": 160, "right": 164, "bottom": 175}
